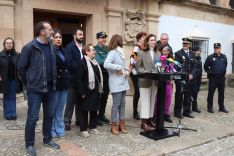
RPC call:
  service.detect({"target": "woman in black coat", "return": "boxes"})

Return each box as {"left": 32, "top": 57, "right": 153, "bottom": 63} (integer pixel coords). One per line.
{"left": 76, "top": 44, "right": 103, "bottom": 138}
{"left": 51, "top": 29, "right": 70, "bottom": 138}
{"left": 0, "top": 37, "right": 22, "bottom": 120}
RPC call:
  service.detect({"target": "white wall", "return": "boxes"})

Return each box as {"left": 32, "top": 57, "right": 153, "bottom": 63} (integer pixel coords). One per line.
{"left": 158, "top": 15, "right": 234, "bottom": 74}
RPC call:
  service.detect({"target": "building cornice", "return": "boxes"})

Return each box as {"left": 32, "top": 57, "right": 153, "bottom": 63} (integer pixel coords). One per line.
{"left": 0, "top": 0, "right": 14, "bottom": 7}
{"left": 164, "top": 0, "right": 234, "bottom": 16}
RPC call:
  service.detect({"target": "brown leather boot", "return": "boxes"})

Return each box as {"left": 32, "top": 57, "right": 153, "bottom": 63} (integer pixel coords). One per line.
{"left": 141, "top": 119, "right": 154, "bottom": 131}
{"left": 119, "top": 120, "right": 128, "bottom": 134}
{"left": 111, "top": 122, "right": 119, "bottom": 135}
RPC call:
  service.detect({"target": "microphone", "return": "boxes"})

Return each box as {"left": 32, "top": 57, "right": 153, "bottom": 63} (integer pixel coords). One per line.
{"left": 166, "top": 58, "right": 183, "bottom": 67}
{"left": 160, "top": 55, "right": 167, "bottom": 61}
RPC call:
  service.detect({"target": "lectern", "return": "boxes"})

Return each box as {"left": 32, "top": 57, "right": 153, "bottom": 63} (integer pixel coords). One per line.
{"left": 137, "top": 72, "right": 187, "bottom": 140}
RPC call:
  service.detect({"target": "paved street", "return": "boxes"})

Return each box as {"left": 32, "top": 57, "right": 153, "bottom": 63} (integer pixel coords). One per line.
{"left": 0, "top": 87, "right": 234, "bottom": 156}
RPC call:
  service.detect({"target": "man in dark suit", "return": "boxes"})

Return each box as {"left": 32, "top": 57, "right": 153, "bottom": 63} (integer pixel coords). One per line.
{"left": 63, "top": 29, "right": 84, "bottom": 131}
{"left": 174, "top": 38, "right": 196, "bottom": 119}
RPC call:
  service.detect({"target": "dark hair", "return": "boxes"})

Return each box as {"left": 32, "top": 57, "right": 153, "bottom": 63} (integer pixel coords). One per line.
{"left": 143, "top": 34, "right": 157, "bottom": 51}
{"left": 159, "top": 45, "right": 173, "bottom": 59}
{"left": 35, "top": 21, "right": 50, "bottom": 37}
{"left": 73, "top": 28, "right": 83, "bottom": 36}
{"left": 53, "top": 28, "right": 63, "bottom": 50}
{"left": 53, "top": 28, "right": 62, "bottom": 37}
{"left": 3, "top": 37, "right": 15, "bottom": 51}
{"left": 82, "top": 43, "right": 93, "bottom": 55}
{"left": 136, "top": 32, "right": 147, "bottom": 42}
{"left": 108, "top": 34, "right": 123, "bottom": 51}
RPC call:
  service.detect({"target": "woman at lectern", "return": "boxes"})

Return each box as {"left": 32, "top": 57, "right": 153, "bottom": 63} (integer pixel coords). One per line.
{"left": 136, "top": 34, "right": 161, "bottom": 131}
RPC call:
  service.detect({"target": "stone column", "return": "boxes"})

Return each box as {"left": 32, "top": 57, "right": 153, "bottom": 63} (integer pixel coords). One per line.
{"left": 105, "top": 0, "right": 124, "bottom": 38}
{"left": 144, "top": 0, "right": 161, "bottom": 35}
{"left": 0, "top": 0, "right": 15, "bottom": 49}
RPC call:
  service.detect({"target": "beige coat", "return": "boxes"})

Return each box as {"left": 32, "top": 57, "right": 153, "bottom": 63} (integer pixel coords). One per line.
{"left": 136, "top": 49, "right": 161, "bottom": 88}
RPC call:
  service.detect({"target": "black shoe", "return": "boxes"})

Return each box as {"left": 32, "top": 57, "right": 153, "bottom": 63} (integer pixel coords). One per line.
{"left": 99, "top": 115, "right": 110, "bottom": 124}
{"left": 43, "top": 140, "right": 60, "bottom": 149}
{"left": 96, "top": 119, "right": 103, "bottom": 126}
{"left": 183, "top": 113, "right": 194, "bottom": 118}
{"left": 164, "top": 115, "right": 173, "bottom": 123}
{"left": 219, "top": 108, "right": 229, "bottom": 113}
{"left": 75, "top": 121, "right": 80, "bottom": 127}
{"left": 4, "top": 117, "right": 11, "bottom": 120}
{"left": 11, "top": 116, "right": 17, "bottom": 120}
{"left": 133, "top": 113, "right": 140, "bottom": 120}
{"left": 26, "top": 145, "right": 36, "bottom": 156}
{"left": 207, "top": 108, "right": 214, "bottom": 113}
{"left": 193, "top": 108, "right": 201, "bottom": 113}
{"left": 64, "top": 123, "right": 71, "bottom": 131}
{"left": 174, "top": 114, "right": 183, "bottom": 119}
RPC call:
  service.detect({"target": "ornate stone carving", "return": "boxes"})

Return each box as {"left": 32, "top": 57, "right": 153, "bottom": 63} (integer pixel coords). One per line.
{"left": 124, "top": 9, "right": 146, "bottom": 43}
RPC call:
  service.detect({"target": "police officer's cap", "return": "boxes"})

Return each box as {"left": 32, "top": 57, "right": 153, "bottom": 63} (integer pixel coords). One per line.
{"left": 96, "top": 31, "right": 108, "bottom": 39}
{"left": 192, "top": 46, "right": 201, "bottom": 51}
{"left": 214, "top": 43, "right": 221, "bottom": 48}
{"left": 182, "top": 38, "right": 192, "bottom": 44}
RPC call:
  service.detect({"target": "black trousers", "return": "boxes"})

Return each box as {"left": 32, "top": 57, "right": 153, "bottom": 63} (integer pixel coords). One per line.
{"left": 207, "top": 76, "right": 225, "bottom": 109}
{"left": 63, "top": 87, "right": 79, "bottom": 124}
{"left": 99, "top": 72, "right": 110, "bottom": 116}
{"left": 174, "top": 81, "right": 193, "bottom": 116}
{"left": 191, "top": 76, "right": 201, "bottom": 109}
{"left": 130, "top": 72, "right": 140, "bottom": 115}
{"left": 80, "top": 111, "right": 97, "bottom": 131}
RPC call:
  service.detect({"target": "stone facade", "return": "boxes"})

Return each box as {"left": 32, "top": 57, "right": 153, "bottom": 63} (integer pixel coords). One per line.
{"left": 0, "top": 0, "right": 233, "bottom": 50}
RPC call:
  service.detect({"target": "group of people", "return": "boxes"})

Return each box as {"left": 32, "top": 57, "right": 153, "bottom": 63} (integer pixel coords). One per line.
{"left": 0, "top": 21, "right": 229, "bottom": 156}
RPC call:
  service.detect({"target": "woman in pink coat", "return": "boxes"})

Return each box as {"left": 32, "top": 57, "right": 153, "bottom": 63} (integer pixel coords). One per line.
{"left": 154, "top": 45, "right": 174, "bottom": 123}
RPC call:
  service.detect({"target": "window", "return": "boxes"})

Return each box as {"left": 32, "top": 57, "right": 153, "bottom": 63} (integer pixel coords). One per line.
{"left": 209, "top": 0, "right": 217, "bottom": 5}
{"left": 191, "top": 39, "right": 209, "bottom": 74}
{"left": 230, "top": 0, "right": 234, "bottom": 9}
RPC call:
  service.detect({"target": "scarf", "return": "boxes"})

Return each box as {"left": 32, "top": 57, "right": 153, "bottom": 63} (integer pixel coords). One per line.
{"left": 84, "top": 55, "right": 103, "bottom": 90}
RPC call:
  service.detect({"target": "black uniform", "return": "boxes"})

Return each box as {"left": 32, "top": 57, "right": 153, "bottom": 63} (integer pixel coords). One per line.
{"left": 204, "top": 53, "right": 227, "bottom": 110}
{"left": 174, "top": 49, "right": 196, "bottom": 117}
{"left": 191, "top": 55, "right": 203, "bottom": 110}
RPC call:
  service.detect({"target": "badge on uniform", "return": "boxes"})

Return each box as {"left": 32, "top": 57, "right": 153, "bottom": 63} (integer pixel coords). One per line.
{"left": 213, "top": 58, "right": 216, "bottom": 61}
{"left": 99, "top": 52, "right": 103, "bottom": 53}
{"left": 182, "top": 56, "right": 185, "bottom": 60}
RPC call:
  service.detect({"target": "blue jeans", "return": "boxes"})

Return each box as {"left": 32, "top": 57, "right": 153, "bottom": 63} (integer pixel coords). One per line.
{"left": 51, "top": 90, "right": 68, "bottom": 137}
{"left": 111, "top": 91, "right": 126, "bottom": 122}
{"left": 25, "top": 86, "right": 56, "bottom": 147}
{"left": 3, "top": 80, "right": 16, "bottom": 118}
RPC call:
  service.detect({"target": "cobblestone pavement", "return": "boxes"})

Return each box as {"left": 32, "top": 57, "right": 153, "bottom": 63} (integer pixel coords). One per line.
{"left": 0, "top": 87, "right": 234, "bottom": 156}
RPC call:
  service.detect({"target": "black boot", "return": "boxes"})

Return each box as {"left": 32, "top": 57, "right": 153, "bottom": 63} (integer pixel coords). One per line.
{"left": 164, "top": 114, "right": 173, "bottom": 123}
{"left": 133, "top": 111, "right": 140, "bottom": 120}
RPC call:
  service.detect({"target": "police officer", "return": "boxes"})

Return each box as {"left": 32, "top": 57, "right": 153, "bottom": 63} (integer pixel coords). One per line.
{"left": 204, "top": 43, "right": 228, "bottom": 113}
{"left": 191, "top": 46, "right": 202, "bottom": 113}
{"left": 94, "top": 31, "right": 110, "bottom": 125}
{"left": 174, "top": 38, "right": 196, "bottom": 119}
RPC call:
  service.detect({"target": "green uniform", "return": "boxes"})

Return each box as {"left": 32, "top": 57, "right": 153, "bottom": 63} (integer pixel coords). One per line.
{"left": 94, "top": 44, "right": 108, "bottom": 72}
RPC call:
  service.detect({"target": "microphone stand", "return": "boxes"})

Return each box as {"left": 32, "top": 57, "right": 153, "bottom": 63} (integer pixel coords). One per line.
{"left": 164, "top": 64, "right": 197, "bottom": 137}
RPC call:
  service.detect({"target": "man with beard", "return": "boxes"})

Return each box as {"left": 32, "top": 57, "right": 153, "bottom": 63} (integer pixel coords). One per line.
{"left": 18, "top": 21, "right": 59, "bottom": 156}
{"left": 63, "top": 29, "right": 84, "bottom": 131}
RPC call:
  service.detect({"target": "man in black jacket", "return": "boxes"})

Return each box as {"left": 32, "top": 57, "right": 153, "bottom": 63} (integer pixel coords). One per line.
{"left": 204, "top": 43, "right": 228, "bottom": 113}
{"left": 18, "top": 21, "right": 59, "bottom": 156}
{"left": 174, "top": 38, "right": 196, "bottom": 119}
{"left": 63, "top": 29, "right": 84, "bottom": 131}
